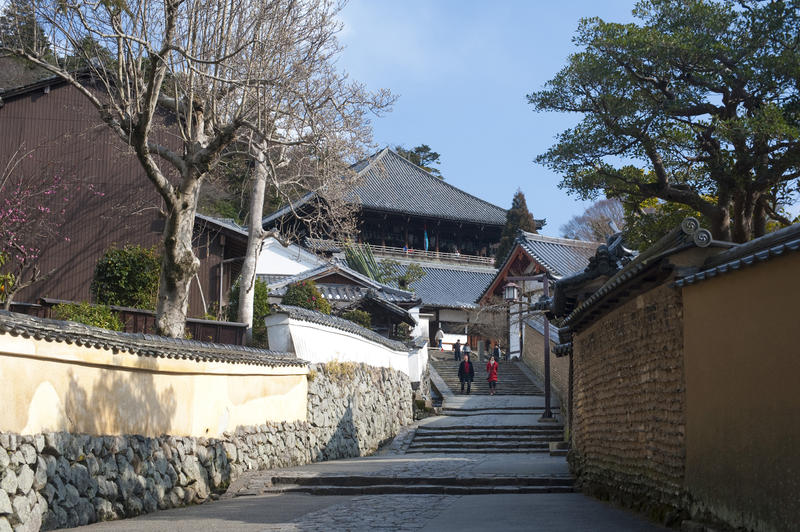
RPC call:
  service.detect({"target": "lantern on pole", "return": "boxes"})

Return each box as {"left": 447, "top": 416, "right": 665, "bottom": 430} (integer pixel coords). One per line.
{"left": 503, "top": 281, "right": 519, "bottom": 302}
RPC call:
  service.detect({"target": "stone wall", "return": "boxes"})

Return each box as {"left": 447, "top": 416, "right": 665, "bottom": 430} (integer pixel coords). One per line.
{"left": 0, "top": 363, "right": 411, "bottom": 531}
{"left": 570, "top": 283, "right": 687, "bottom": 524}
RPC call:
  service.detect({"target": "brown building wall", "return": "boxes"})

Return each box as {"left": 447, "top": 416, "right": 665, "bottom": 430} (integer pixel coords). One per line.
{"left": 522, "top": 324, "right": 569, "bottom": 435}
{"left": 682, "top": 252, "right": 800, "bottom": 532}
{"left": 571, "top": 283, "right": 686, "bottom": 521}
{"left": 1, "top": 81, "right": 238, "bottom": 318}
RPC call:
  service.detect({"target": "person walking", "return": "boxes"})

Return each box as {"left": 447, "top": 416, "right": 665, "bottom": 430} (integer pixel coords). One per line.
{"left": 453, "top": 339, "right": 462, "bottom": 361}
{"left": 458, "top": 353, "right": 475, "bottom": 394}
{"left": 492, "top": 342, "right": 503, "bottom": 362}
{"left": 486, "top": 355, "right": 499, "bottom": 396}
{"left": 435, "top": 327, "right": 444, "bottom": 350}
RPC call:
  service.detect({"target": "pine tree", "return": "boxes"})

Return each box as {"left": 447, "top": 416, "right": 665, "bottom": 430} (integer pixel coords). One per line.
{"left": 494, "top": 190, "right": 537, "bottom": 268}
{"left": 0, "top": 0, "right": 51, "bottom": 55}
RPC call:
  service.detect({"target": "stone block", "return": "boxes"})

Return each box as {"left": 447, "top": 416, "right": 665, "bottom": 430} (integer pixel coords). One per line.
{"left": 0, "top": 472, "right": 16, "bottom": 496}
{"left": 15, "top": 467, "right": 32, "bottom": 495}
{"left": 0, "top": 490, "right": 11, "bottom": 515}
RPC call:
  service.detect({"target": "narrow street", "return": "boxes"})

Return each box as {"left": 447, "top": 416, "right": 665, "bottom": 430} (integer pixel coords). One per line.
{"left": 67, "top": 352, "right": 665, "bottom": 531}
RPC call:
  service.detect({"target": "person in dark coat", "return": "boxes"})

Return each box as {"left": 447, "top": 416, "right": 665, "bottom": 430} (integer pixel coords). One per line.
{"left": 486, "top": 355, "right": 499, "bottom": 395}
{"left": 492, "top": 342, "right": 503, "bottom": 361}
{"left": 453, "top": 339, "right": 462, "bottom": 361}
{"left": 458, "top": 353, "right": 475, "bottom": 394}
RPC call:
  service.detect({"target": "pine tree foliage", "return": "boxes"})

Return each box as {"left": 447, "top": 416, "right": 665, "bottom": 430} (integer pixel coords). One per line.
{"left": 494, "top": 190, "right": 537, "bottom": 268}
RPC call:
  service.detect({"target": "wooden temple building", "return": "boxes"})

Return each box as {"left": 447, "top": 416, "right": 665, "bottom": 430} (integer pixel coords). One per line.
{"left": 263, "top": 147, "right": 544, "bottom": 258}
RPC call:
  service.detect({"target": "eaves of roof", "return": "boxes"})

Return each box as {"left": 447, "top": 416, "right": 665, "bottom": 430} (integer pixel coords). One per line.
{"left": 195, "top": 213, "right": 248, "bottom": 238}
{"left": 480, "top": 232, "right": 598, "bottom": 302}
{"left": 0, "top": 310, "right": 304, "bottom": 367}
{"left": 557, "top": 218, "right": 718, "bottom": 332}
{"left": 674, "top": 223, "right": 800, "bottom": 288}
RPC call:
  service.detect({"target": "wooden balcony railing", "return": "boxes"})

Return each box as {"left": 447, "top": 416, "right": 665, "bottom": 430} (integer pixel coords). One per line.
{"left": 307, "top": 239, "right": 496, "bottom": 267}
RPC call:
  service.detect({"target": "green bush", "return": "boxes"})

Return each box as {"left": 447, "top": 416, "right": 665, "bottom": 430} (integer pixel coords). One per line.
{"left": 393, "top": 322, "right": 412, "bottom": 341}
{"left": 227, "top": 278, "right": 271, "bottom": 347}
{"left": 52, "top": 302, "right": 123, "bottom": 331}
{"left": 91, "top": 244, "right": 160, "bottom": 310}
{"left": 341, "top": 309, "right": 371, "bottom": 329}
{"left": 283, "top": 280, "right": 331, "bottom": 314}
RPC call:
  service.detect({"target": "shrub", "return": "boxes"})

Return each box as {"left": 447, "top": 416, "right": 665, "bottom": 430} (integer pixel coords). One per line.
{"left": 340, "top": 309, "right": 371, "bottom": 329}
{"left": 393, "top": 322, "right": 412, "bottom": 341}
{"left": 52, "top": 302, "right": 123, "bottom": 331}
{"left": 91, "top": 244, "right": 160, "bottom": 310}
{"left": 227, "top": 278, "right": 271, "bottom": 347}
{"left": 283, "top": 280, "right": 331, "bottom": 314}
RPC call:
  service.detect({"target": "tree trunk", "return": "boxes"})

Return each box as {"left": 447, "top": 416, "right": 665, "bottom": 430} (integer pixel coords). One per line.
{"left": 732, "top": 190, "right": 758, "bottom": 243}
{"left": 155, "top": 190, "right": 200, "bottom": 337}
{"left": 709, "top": 204, "right": 732, "bottom": 242}
{"left": 237, "top": 144, "right": 269, "bottom": 344}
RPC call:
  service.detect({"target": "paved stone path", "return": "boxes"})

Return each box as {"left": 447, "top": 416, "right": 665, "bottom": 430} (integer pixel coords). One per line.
{"left": 66, "top": 390, "right": 666, "bottom": 531}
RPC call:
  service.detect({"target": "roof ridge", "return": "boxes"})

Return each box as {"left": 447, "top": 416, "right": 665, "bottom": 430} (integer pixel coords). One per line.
{"left": 372, "top": 148, "right": 508, "bottom": 214}
{"left": 519, "top": 230, "right": 601, "bottom": 248}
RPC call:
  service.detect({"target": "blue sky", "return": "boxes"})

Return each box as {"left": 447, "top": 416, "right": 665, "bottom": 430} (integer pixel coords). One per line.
{"left": 336, "top": 1, "right": 639, "bottom": 237}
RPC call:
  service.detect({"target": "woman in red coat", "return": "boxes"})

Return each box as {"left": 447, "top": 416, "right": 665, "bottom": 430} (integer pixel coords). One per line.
{"left": 486, "top": 355, "right": 499, "bottom": 396}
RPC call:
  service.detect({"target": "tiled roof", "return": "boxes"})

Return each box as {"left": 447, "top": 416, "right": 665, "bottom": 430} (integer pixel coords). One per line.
{"left": 0, "top": 311, "right": 304, "bottom": 367}
{"left": 408, "top": 262, "right": 498, "bottom": 309}
{"left": 674, "top": 222, "right": 800, "bottom": 288}
{"left": 265, "top": 263, "right": 419, "bottom": 305}
{"left": 515, "top": 231, "right": 600, "bottom": 279}
{"left": 348, "top": 148, "right": 508, "bottom": 226}
{"left": 277, "top": 305, "right": 408, "bottom": 351}
{"left": 263, "top": 149, "right": 541, "bottom": 229}
{"left": 524, "top": 315, "right": 560, "bottom": 343}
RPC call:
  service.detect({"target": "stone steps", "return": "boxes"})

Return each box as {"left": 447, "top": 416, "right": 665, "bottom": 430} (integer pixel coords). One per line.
{"left": 261, "top": 484, "right": 573, "bottom": 495}
{"left": 255, "top": 474, "right": 574, "bottom": 495}
{"left": 415, "top": 425, "right": 563, "bottom": 433}
{"left": 429, "top": 356, "right": 542, "bottom": 396}
{"left": 411, "top": 435, "right": 559, "bottom": 443}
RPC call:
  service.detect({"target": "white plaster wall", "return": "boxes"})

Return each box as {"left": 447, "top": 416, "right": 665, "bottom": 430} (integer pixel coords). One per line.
{"left": 408, "top": 340, "right": 429, "bottom": 383}
{"left": 267, "top": 316, "right": 411, "bottom": 376}
{"left": 255, "top": 239, "right": 325, "bottom": 276}
{"left": 439, "top": 308, "right": 468, "bottom": 323}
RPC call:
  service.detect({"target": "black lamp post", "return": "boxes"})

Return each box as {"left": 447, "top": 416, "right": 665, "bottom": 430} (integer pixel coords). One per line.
{"left": 504, "top": 274, "right": 554, "bottom": 421}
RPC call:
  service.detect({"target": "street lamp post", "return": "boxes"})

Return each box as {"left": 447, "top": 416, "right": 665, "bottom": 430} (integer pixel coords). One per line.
{"left": 504, "top": 274, "right": 555, "bottom": 421}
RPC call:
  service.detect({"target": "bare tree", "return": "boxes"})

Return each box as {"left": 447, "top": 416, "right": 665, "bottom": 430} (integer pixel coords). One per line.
{"left": 1, "top": 0, "right": 385, "bottom": 337}
{"left": 205, "top": 1, "right": 394, "bottom": 342}
{"left": 560, "top": 198, "right": 625, "bottom": 242}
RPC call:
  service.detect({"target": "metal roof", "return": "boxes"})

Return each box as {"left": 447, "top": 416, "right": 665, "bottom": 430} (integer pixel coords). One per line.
{"left": 516, "top": 231, "right": 600, "bottom": 279}
{"left": 195, "top": 213, "right": 249, "bottom": 237}
{"left": 408, "top": 263, "right": 498, "bottom": 309}
{"left": 0, "top": 311, "right": 304, "bottom": 367}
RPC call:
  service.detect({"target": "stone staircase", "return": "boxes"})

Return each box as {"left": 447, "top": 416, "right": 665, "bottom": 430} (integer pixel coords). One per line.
{"left": 253, "top": 473, "right": 574, "bottom": 495}
{"left": 429, "top": 350, "right": 543, "bottom": 396}
{"left": 406, "top": 424, "right": 564, "bottom": 454}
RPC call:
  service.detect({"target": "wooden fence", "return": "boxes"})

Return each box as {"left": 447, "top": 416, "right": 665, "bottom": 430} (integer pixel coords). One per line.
{"left": 9, "top": 298, "right": 247, "bottom": 345}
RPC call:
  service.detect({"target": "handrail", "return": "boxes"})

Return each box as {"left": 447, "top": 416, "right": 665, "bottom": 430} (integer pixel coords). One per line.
{"left": 310, "top": 239, "right": 496, "bottom": 266}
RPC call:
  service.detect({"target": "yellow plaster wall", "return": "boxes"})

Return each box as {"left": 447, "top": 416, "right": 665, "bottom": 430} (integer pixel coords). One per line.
{"left": 682, "top": 251, "right": 800, "bottom": 532}
{"left": 0, "top": 334, "right": 308, "bottom": 437}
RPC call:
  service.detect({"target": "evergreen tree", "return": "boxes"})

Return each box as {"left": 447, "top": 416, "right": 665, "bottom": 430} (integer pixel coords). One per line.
{"left": 0, "top": 0, "right": 50, "bottom": 55}
{"left": 494, "top": 190, "right": 537, "bottom": 268}
{"left": 394, "top": 144, "right": 443, "bottom": 178}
